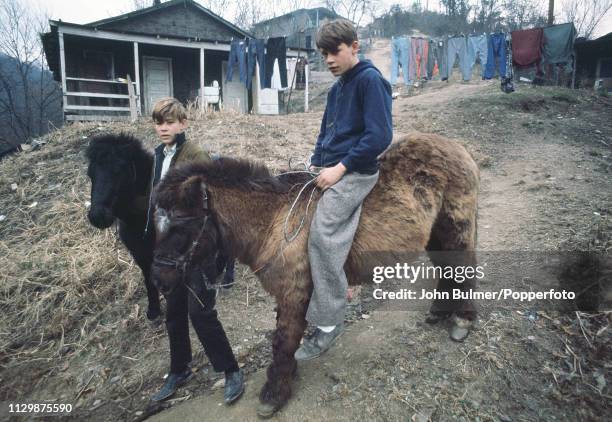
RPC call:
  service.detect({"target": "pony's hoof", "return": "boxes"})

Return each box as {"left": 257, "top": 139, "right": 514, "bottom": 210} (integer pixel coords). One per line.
{"left": 450, "top": 316, "right": 472, "bottom": 342}
{"left": 257, "top": 402, "right": 280, "bottom": 419}
{"left": 450, "top": 326, "right": 469, "bottom": 342}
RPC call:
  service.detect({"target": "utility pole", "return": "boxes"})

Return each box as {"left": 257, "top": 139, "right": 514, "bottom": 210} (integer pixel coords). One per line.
{"left": 548, "top": 0, "right": 554, "bottom": 25}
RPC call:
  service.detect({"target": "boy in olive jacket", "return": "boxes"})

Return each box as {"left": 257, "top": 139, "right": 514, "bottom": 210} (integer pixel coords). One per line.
{"left": 146, "top": 98, "right": 244, "bottom": 405}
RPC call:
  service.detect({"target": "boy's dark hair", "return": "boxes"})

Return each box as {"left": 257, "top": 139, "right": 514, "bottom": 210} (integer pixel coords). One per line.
{"left": 152, "top": 97, "right": 187, "bottom": 124}
{"left": 316, "top": 19, "right": 358, "bottom": 54}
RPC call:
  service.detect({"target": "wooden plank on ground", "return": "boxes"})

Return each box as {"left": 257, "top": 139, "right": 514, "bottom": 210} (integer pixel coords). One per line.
{"left": 126, "top": 74, "right": 137, "bottom": 122}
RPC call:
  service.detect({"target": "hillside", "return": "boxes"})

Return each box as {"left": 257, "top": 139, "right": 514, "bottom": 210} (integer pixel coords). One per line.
{"left": 1, "top": 44, "right": 611, "bottom": 421}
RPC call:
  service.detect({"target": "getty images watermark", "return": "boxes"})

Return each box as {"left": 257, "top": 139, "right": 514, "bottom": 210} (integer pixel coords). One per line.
{"left": 371, "top": 262, "right": 575, "bottom": 301}
{"left": 357, "top": 251, "right": 609, "bottom": 312}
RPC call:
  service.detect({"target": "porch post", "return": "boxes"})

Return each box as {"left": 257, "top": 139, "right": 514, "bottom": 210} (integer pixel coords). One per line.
{"left": 200, "top": 47, "right": 205, "bottom": 111}
{"left": 133, "top": 42, "right": 141, "bottom": 115}
{"left": 304, "top": 61, "right": 309, "bottom": 112}
{"left": 58, "top": 31, "right": 68, "bottom": 117}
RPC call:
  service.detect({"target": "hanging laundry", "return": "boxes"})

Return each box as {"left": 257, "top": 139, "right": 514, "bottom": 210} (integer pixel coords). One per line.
{"left": 264, "top": 37, "right": 288, "bottom": 89}
{"left": 247, "top": 38, "right": 266, "bottom": 90}
{"left": 295, "top": 57, "right": 307, "bottom": 90}
{"left": 446, "top": 36, "right": 469, "bottom": 81}
{"left": 466, "top": 34, "right": 488, "bottom": 80}
{"left": 390, "top": 36, "right": 411, "bottom": 85}
{"left": 484, "top": 32, "right": 506, "bottom": 79}
{"left": 542, "top": 22, "right": 577, "bottom": 79}
{"left": 410, "top": 38, "right": 429, "bottom": 81}
{"left": 512, "top": 28, "right": 544, "bottom": 72}
{"left": 226, "top": 39, "right": 247, "bottom": 83}
{"left": 427, "top": 39, "right": 446, "bottom": 80}
{"left": 501, "top": 33, "right": 515, "bottom": 93}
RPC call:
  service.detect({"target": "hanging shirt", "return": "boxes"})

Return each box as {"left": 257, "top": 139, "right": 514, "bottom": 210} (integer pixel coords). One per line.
{"left": 512, "top": 28, "right": 544, "bottom": 68}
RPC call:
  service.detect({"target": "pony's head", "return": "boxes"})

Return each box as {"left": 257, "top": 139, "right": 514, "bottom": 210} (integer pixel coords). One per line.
{"left": 85, "top": 133, "right": 144, "bottom": 228}
{"left": 152, "top": 171, "right": 226, "bottom": 296}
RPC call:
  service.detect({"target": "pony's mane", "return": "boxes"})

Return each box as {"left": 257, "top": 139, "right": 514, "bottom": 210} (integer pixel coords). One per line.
{"left": 164, "top": 157, "right": 314, "bottom": 193}
{"left": 156, "top": 157, "right": 314, "bottom": 210}
{"left": 86, "top": 133, "right": 150, "bottom": 163}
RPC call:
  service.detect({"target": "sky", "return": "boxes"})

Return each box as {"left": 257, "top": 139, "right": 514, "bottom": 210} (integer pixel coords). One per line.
{"left": 33, "top": 0, "right": 612, "bottom": 38}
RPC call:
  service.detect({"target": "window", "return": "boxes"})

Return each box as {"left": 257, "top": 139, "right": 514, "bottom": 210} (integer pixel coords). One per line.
{"left": 82, "top": 50, "right": 115, "bottom": 80}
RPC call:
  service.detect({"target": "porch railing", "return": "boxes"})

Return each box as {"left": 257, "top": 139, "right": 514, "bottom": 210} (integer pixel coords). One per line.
{"left": 63, "top": 76, "right": 139, "bottom": 122}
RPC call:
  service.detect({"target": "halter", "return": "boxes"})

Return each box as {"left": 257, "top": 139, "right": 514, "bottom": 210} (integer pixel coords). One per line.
{"left": 152, "top": 188, "right": 222, "bottom": 296}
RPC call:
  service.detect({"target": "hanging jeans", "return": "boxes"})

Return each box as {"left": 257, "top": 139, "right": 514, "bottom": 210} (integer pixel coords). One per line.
{"left": 466, "top": 35, "right": 488, "bottom": 80}
{"left": 446, "top": 36, "right": 469, "bottom": 80}
{"left": 428, "top": 39, "right": 447, "bottom": 80}
{"left": 410, "top": 38, "right": 429, "bottom": 81}
{"left": 484, "top": 33, "right": 506, "bottom": 79}
{"left": 264, "top": 37, "right": 288, "bottom": 89}
{"left": 390, "top": 36, "right": 411, "bottom": 85}
{"left": 226, "top": 40, "right": 247, "bottom": 83}
{"left": 247, "top": 38, "right": 265, "bottom": 89}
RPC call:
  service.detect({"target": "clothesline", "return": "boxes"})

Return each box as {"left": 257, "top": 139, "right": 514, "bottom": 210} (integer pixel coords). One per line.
{"left": 389, "top": 22, "right": 577, "bottom": 86}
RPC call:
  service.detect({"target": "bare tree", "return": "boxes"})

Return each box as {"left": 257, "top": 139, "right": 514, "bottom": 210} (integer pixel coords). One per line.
{"left": 201, "top": 0, "right": 231, "bottom": 17}
{"left": 325, "top": 0, "right": 380, "bottom": 27}
{"left": 503, "top": 0, "right": 547, "bottom": 30}
{"left": 472, "top": 0, "right": 503, "bottom": 32}
{"left": 131, "top": 0, "right": 151, "bottom": 10}
{"left": 562, "top": 0, "right": 612, "bottom": 39}
{"left": 233, "top": 0, "right": 268, "bottom": 30}
{"left": 0, "top": 0, "right": 61, "bottom": 142}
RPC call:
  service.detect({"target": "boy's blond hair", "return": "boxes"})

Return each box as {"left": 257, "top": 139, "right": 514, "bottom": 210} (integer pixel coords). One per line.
{"left": 151, "top": 97, "right": 187, "bottom": 123}
{"left": 316, "top": 19, "right": 358, "bottom": 54}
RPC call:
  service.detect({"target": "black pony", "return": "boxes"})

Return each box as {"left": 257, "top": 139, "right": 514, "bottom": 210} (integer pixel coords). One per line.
{"left": 86, "top": 133, "right": 236, "bottom": 319}
{"left": 86, "top": 133, "right": 162, "bottom": 320}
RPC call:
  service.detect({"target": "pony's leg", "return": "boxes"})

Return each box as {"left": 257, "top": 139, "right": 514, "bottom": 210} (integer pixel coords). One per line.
{"left": 258, "top": 291, "right": 308, "bottom": 418}
{"left": 119, "top": 223, "right": 161, "bottom": 320}
{"left": 426, "top": 199, "right": 478, "bottom": 341}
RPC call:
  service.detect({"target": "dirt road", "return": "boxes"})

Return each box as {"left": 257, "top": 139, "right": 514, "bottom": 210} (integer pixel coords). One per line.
{"left": 145, "top": 82, "right": 611, "bottom": 421}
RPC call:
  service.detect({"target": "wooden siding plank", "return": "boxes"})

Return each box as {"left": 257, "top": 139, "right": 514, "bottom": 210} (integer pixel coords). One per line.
{"left": 65, "top": 92, "right": 130, "bottom": 99}
{"left": 65, "top": 115, "right": 131, "bottom": 122}
{"left": 66, "top": 76, "right": 137, "bottom": 84}
{"left": 58, "top": 31, "right": 68, "bottom": 114}
{"left": 134, "top": 42, "right": 141, "bottom": 114}
{"left": 200, "top": 48, "right": 205, "bottom": 110}
{"left": 65, "top": 105, "right": 131, "bottom": 111}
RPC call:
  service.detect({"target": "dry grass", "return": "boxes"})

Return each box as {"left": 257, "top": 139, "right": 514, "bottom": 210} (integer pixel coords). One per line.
{"left": 0, "top": 108, "right": 324, "bottom": 404}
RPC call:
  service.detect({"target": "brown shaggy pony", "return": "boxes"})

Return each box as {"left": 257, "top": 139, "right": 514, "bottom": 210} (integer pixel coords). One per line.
{"left": 152, "top": 133, "right": 479, "bottom": 417}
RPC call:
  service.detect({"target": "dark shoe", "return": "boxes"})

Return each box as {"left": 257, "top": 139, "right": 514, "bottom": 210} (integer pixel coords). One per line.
{"left": 294, "top": 324, "right": 344, "bottom": 361}
{"left": 224, "top": 369, "right": 245, "bottom": 404}
{"left": 150, "top": 368, "right": 193, "bottom": 402}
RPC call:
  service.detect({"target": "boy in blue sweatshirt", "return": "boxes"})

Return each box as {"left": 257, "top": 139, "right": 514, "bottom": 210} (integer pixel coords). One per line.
{"left": 295, "top": 20, "right": 393, "bottom": 361}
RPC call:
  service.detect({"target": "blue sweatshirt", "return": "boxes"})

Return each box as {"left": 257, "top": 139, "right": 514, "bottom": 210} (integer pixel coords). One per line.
{"left": 310, "top": 60, "right": 393, "bottom": 174}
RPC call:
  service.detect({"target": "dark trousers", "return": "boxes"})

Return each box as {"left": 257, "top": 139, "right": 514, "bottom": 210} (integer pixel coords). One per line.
{"left": 485, "top": 33, "right": 506, "bottom": 79}
{"left": 165, "top": 270, "right": 238, "bottom": 374}
{"left": 226, "top": 40, "right": 247, "bottom": 83}
{"left": 247, "top": 39, "right": 266, "bottom": 89}
{"left": 264, "top": 37, "right": 288, "bottom": 89}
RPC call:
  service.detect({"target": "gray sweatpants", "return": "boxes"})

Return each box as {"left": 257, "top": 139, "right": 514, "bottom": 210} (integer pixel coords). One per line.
{"left": 306, "top": 171, "right": 379, "bottom": 326}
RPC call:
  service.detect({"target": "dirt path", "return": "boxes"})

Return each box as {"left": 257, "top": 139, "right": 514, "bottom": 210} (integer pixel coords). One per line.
{"left": 146, "top": 81, "right": 611, "bottom": 421}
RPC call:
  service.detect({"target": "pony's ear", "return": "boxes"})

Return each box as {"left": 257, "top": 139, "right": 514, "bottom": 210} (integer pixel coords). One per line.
{"left": 178, "top": 175, "right": 205, "bottom": 209}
